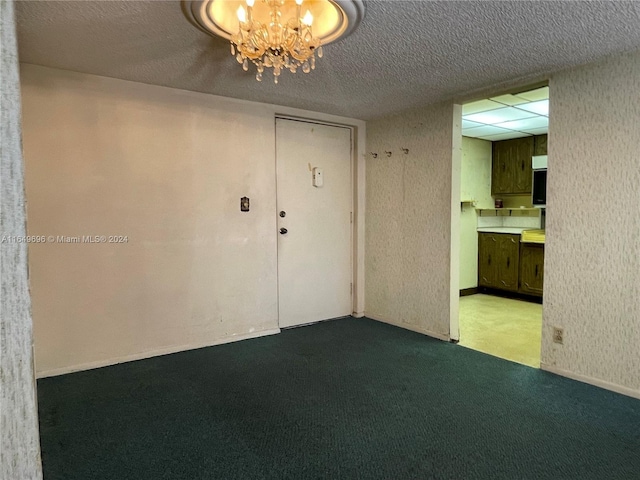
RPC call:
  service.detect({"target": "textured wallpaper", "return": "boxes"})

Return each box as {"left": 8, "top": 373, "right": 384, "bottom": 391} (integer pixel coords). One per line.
{"left": 0, "top": 2, "right": 43, "bottom": 478}
{"left": 542, "top": 50, "right": 640, "bottom": 394}
{"left": 365, "top": 104, "right": 453, "bottom": 337}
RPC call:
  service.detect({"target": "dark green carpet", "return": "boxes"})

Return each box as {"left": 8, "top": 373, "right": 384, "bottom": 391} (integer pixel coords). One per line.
{"left": 38, "top": 317, "right": 640, "bottom": 480}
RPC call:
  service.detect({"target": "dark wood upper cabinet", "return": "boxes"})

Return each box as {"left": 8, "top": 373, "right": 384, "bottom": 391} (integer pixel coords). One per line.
{"left": 490, "top": 141, "right": 514, "bottom": 195}
{"left": 491, "top": 137, "right": 534, "bottom": 195}
{"left": 533, "top": 134, "right": 548, "bottom": 156}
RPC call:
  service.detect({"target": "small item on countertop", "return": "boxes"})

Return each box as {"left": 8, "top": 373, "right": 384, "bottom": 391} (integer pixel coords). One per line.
{"left": 494, "top": 198, "right": 503, "bottom": 208}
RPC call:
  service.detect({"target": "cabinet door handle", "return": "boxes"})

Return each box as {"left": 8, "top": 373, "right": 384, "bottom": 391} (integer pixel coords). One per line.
{"left": 535, "top": 265, "right": 538, "bottom": 277}
{"left": 507, "top": 257, "right": 510, "bottom": 268}
{"left": 521, "top": 160, "right": 525, "bottom": 171}
{"left": 502, "top": 163, "right": 506, "bottom": 172}
{"left": 488, "top": 255, "right": 491, "bottom": 265}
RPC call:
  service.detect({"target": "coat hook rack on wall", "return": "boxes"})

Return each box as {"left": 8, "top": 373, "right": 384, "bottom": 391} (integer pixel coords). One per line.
{"left": 385, "top": 151, "right": 392, "bottom": 157}
{"left": 370, "top": 152, "right": 378, "bottom": 158}
{"left": 402, "top": 148, "right": 409, "bottom": 154}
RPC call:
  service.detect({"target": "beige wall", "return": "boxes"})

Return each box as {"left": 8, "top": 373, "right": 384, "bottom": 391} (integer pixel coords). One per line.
{"left": 21, "top": 65, "right": 365, "bottom": 377}
{"left": 459, "top": 137, "right": 493, "bottom": 290}
{"left": 365, "top": 103, "right": 454, "bottom": 339}
{"left": 542, "top": 50, "right": 640, "bottom": 397}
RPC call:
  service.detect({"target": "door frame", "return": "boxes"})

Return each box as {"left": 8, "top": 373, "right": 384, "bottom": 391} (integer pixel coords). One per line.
{"left": 274, "top": 113, "right": 366, "bottom": 319}
{"left": 449, "top": 104, "right": 462, "bottom": 341}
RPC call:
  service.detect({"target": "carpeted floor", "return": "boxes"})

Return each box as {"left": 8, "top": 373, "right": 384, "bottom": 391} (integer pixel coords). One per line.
{"left": 37, "top": 317, "right": 640, "bottom": 480}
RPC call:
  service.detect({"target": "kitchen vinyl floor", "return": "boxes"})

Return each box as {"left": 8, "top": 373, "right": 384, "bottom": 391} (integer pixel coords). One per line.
{"left": 458, "top": 294, "right": 542, "bottom": 368}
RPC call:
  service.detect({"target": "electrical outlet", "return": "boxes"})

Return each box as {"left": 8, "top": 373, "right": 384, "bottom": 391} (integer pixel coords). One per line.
{"left": 553, "top": 327, "right": 564, "bottom": 345}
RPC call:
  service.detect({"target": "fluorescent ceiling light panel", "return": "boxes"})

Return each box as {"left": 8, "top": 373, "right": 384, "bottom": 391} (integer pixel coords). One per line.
{"left": 461, "top": 125, "right": 512, "bottom": 137}
{"left": 489, "top": 94, "right": 529, "bottom": 106}
{"left": 514, "top": 86, "right": 549, "bottom": 102}
{"left": 462, "top": 87, "right": 550, "bottom": 140}
{"left": 515, "top": 99, "right": 549, "bottom": 115}
{"left": 478, "top": 132, "right": 533, "bottom": 141}
{"left": 464, "top": 106, "right": 537, "bottom": 125}
{"left": 495, "top": 116, "right": 548, "bottom": 131}
{"left": 462, "top": 119, "right": 483, "bottom": 129}
{"left": 462, "top": 99, "right": 503, "bottom": 115}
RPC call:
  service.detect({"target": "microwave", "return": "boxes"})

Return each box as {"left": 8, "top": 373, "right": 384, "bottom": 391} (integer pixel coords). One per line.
{"left": 532, "top": 155, "right": 547, "bottom": 208}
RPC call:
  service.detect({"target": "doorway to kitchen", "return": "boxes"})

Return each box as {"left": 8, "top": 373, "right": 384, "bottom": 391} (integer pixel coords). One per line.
{"left": 453, "top": 85, "right": 548, "bottom": 368}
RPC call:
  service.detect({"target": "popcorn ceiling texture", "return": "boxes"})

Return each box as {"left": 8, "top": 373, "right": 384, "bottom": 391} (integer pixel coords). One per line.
{"left": 14, "top": 1, "right": 640, "bottom": 120}
{"left": 542, "top": 50, "right": 640, "bottom": 394}
{"left": 365, "top": 103, "right": 453, "bottom": 337}
{"left": 0, "top": 2, "right": 43, "bottom": 478}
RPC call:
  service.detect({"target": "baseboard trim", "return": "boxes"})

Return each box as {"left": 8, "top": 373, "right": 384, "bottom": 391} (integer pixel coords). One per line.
{"left": 364, "top": 313, "right": 450, "bottom": 342}
{"left": 460, "top": 287, "right": 478, "bottom": 297}
{"left": 540, "top": 363, "right": 640, "bottom": 400}
{"left": 477, "top": 287, "right": 542, "bottom": 304}
{"left": 36, "top": 327, "right": 281, "bottom": 379}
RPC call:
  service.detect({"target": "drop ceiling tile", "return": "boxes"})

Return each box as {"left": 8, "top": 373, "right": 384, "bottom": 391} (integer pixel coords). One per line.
{"left": 489, "top": 94, "right": 529, "bottom": 106}
{"left": 462, "top": 119, "right": 483, "bottom": 129}
{"left": 495, "top": 116, "right": 548, "bottom": 131}
{"left": 514, "top": 86, "right": 549, "bottom": 102}
{"left": 464, "top": 106, "right": 538, "bottom": 125}
{"left": 462, "top": 125, "right": 512, "bottom": 138}
{"left": 478, "top": 132, "right": 533, "bottom": 141}
{"left": 515, "top": 99, "right": 549, "bottom": 116}
{"left": 462, "top": 99, "right": 504, "bottom": 115}
{"left": 522, "top": 127, "right": 549, "bottom": 135}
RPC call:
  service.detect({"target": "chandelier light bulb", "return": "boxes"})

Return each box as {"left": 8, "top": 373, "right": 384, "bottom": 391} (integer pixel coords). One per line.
{"left": 236, "top": 5, "right": 246, "bottom": 22}
{"left": 302, "top": 10, "right": 313, "bottom": 26}
{"left": 246, "top": 0, "right": 255, "bottom": 6}
{"left": 295, "top": 0, "right": 303, "bottom": 5}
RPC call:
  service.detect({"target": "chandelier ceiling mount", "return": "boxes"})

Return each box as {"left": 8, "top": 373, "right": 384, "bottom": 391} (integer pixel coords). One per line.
{"left": 184, "top": 0, "right": 365, "bottom": 83}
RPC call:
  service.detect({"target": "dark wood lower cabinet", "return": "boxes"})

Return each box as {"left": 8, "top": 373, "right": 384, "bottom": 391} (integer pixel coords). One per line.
{"left": 478, "top": 233, "right": 520, "bottom": 293}
{"left": 478, "top": 233, "right": 499, "bottom": 288}
{"left": 478, "top": 233, "right": 543, "bottom": 297}
{"left": 519, "top": 243, "right": 544, "bottom": 296}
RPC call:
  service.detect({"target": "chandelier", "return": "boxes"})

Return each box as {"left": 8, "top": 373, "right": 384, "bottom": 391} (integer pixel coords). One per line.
{"left": 233, "top": 0, "right": 322, "bottom": 83}
{"left": 184, "top": 0, "right": 366, "bottom": 83}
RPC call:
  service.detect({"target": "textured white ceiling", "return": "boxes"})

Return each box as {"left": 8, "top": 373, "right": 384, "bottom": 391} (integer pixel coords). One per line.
{"left": 15, "top": 0, "right": 640, "bottom": 120}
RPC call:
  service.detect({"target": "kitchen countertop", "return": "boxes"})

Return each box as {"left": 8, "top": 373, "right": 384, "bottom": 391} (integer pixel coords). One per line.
{"left": 477, "top": 227, "right": 546, "bottom": 244}
{"left": 521, "top": 229, "right": 545, "bottom": 244}
{"left": 477, "top": 227, "right": 530, "bottom": 234}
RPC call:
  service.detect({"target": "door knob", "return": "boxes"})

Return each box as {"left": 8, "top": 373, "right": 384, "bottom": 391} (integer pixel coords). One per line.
{"left": 280, "top": 228, "right": 288, "bottom": 235}
{"left": 279, "top": 211, "right": 286, "bottom": 218}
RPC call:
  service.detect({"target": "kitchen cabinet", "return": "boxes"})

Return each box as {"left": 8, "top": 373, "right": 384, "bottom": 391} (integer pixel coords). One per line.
{"left": 519, "top": 243, "right": 544, "bottom": 296}
{"left": 478, "top": 233, "right": 520, "bottom": 292}
{"left": 533, "top": 134, "right": 548, "bottom": 156}
{"left": 478, "top": 233, "right": 498, "bottom": 288}
{"left": 491, "top": 137, "right": 534, "bottom": 195}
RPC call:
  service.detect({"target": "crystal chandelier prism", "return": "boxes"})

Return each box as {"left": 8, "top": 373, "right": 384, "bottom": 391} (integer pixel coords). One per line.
{"left": 184, "top": 0, "right": 365, "bottom": 84}
{"left": 232, "top": 0, "right": 323, "bottom": 83}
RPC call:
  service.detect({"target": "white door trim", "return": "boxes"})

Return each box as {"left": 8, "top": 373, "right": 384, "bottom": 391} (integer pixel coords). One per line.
{"left": 450, "top": 104, "right": 463, "bottom": 341}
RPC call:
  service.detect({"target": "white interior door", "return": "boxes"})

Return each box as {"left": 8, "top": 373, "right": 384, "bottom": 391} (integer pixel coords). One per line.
{"left": 276, "top": 118, "right": 353, "bottom": 328}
